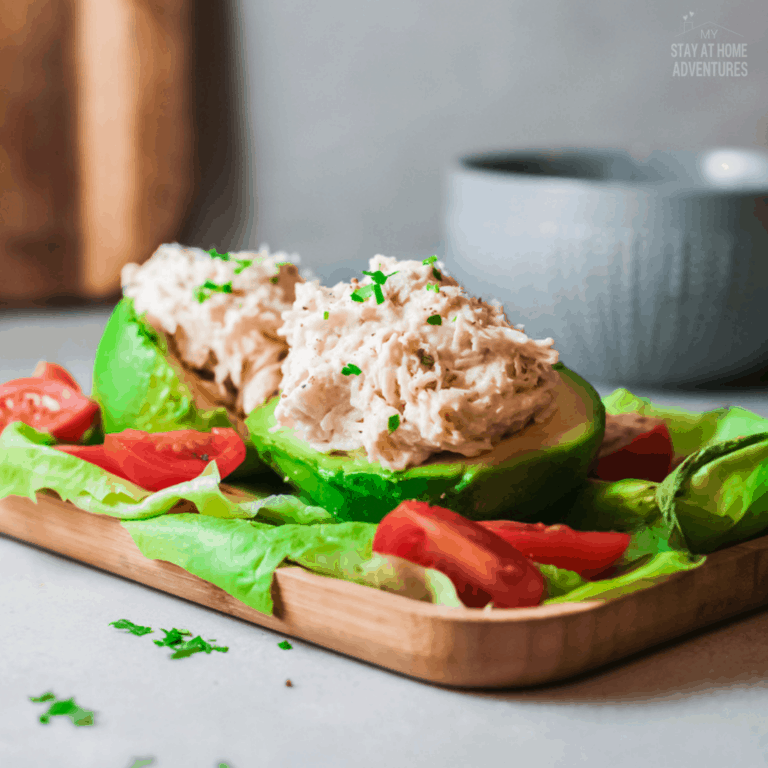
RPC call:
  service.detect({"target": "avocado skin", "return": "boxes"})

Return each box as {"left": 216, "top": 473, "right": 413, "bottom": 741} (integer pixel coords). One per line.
{"left": 92, "top": 298, "right": 268, "bottom": 479}
{"left": 246, "top": 365, "right": 606, "bottom": 523}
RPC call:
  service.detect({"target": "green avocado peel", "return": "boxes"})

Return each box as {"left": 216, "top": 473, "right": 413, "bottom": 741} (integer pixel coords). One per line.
{"left": 92, "top": 298, "right": 267, "bottom": 479}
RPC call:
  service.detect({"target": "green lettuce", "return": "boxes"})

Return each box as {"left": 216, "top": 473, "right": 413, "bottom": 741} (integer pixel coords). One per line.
{"left": 657, "top": 432, "right": 768, "bottom": 553}
{"left": 123, "top": 514, "right": 378, "bottom": 614}
{"left": 564, "top": 392, "right": 768, "bottom": 557}
{"left": 0, "top": 422, "right": 320, "bottom": 523}
{"left": 543, "top": 550, "right": 703, "bottom": 604}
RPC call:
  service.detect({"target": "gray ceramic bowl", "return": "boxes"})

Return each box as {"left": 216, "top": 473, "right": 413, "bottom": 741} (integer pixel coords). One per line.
{"left": 443, "top": 148, "right": 768, "bottom": 386}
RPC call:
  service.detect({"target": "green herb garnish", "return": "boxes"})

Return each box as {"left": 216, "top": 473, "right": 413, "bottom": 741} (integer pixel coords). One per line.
{"left": 350, "top": 286, "right": 373, "bottom": 302}
{"left": 270, "top": 276, "right": 279, "bottom": 284}
{"left": 362, "top": 269, "right": 397, "bottom": 285}
{"left": 426, "top": 283, "right": 439, "bottom": 293}
{"left": 342, "top": 364, "right": 362, "bottom": 376}
{"left": 427, "top": 314, "right": 442, "bottom": 326}
{"left": 195, "top": 280, "right": 233, "bottom": 303}
{"left": 420, "top": 354, "right": 435, "bottom": 367}
{"left": 352, "top": 270, "right": 398, "bottom": 304}
{"left": 388, "top": 414, "right": 400, "bottom": 433}
{"left": 30, "top": 693, "right": 94, "bottom": 726}
{"left": 422, "top": 255, "right": 442, "bottom": 280}
{"left": 323, "top": 311, "right": 329, "bottom": 320}
{"left": 234, "top": 259, "right": 252, "bottom": 274}
{"left": 207, "top": 248, "right": 230, "bottom": 261}
{"left": 110, "top": 619, "right": 153, "bottom": 636}
{"left": 278, "top": 640, "right": 293, "bottom": 650}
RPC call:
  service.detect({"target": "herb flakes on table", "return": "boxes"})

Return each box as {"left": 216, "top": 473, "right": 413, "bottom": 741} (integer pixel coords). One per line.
{"left": 29, "top": 692, "right": 95, "bottom": 726}
{"left": 110, "top": 618, "right": 153, "bottom": 636}
{"left": 154, "top": 627, "right": 228, "bottom": 659}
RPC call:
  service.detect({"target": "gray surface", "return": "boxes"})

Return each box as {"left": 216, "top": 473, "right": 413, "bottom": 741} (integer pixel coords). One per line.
{"left": 3, "top": 308, "right": 768, "bottom": 768}
{"left": 193, "top": 0, "right": 768, "bottom": 278}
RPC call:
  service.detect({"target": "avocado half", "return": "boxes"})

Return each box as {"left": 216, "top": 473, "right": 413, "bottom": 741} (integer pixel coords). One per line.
{"left": 245, "top": 364, "right": 606, "bottom": 523}
{"left": 92, "top": 298, "right": 269, "bottom": 479}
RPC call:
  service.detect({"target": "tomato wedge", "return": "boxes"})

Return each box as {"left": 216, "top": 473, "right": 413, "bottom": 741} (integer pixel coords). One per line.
{"left": 55, "top": 444, "right": 127, "bottom": 480}
{"left": 373, "top": 501, "right": 544, "bottom": 609}
{"left": 32, "top": 361, "right": 83, "bottom": 392}
{"left": 58, "top": 428, "right": 246, "bottom": 491}
{"left": 477, "top": 521, "right": 630, "bottom": 580}
{"left": 595, "top": 414, "right": 674, "bottom": 483}
{"left": 0, "top": 376, "right": 99, "bottom": 443}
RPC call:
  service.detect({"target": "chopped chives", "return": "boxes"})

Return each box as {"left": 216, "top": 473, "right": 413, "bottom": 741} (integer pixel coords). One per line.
{"left": 195, "top": 281, "right": 233, "bottom": 303}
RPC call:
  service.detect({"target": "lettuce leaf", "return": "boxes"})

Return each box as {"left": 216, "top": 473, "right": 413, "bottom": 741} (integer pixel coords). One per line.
{"left": 543, "top": 550, "right": 704, "bottom": 604}
{"left": 536, "top": 563, "right": 587, "bottom": 599}
{"left": 293, "top": 549, "right": 465, "bottom": 607}
{"left": 122, "top": 514, "right": 379, "bottom": 614}
{"left": 657, "top": 432, "right": 768, "bottom": 553}
{"left": 0, "top": 422, "right": 325, "bottom": 523}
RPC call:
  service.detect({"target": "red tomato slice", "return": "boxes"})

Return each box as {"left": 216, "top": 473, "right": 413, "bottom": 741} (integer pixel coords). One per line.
{"left": 373, "top": 501, "right": 545, "bottom": 609}
{"left": 478, "top": 520, "right": 630, "bottom": 580}
{"left": 595, "top": 414, "right": 674, "bottom": 483}
{"left": 103, "top": 428, "right": 247, "bottom": 492}
{"left": 55, "top": 444, "right": 129, "bottom": 481}
{"left": 0, "top": 377, "right": 99, "bottom": 442}
{"left": 32, "top": 361, "right": 82, "bottom": 392}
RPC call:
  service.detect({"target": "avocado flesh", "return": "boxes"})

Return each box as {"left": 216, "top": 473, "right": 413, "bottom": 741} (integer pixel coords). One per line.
{"left": 92, "top": 298, "right": 270, "bottom": 479}
{"left": 245, "top": 364, "right": 606, "bottom": 523}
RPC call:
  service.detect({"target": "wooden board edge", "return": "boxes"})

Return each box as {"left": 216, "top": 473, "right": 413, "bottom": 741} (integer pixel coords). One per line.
{"left": 4, "top": 492, "right": 768, "bottom": 688}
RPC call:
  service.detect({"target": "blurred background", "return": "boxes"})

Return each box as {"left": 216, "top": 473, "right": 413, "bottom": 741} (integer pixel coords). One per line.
{"left": 1, "top": 0, "right": 767, "bottom": 381}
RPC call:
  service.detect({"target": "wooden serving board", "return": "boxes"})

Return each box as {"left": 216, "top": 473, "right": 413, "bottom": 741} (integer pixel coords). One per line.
{"left": 3, "top": 492, "right": 768, "bottom": 689}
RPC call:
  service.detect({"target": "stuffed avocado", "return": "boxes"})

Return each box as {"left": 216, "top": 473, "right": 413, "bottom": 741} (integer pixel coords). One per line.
{"left": 247, "top": 363, "right": 604, "bottom": 522}
{"left": 245, "top": 255, "right": 606, "bottom": 522}
{"left": 92, "top": 244, "right": 304, "bottom": 479}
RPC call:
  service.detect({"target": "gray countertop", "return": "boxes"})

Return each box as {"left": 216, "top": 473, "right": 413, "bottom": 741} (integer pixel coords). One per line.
{"left": 2, "top": 307, "right": 768, "bottom": 768}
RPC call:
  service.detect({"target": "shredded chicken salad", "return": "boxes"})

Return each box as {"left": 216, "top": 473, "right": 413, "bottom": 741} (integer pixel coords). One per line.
{"left": 274, "top": 256, "right": 560, "bottom": 471}
{"left": 122, "top": 243, "right": 303, "bottom": 415}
